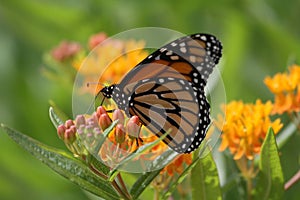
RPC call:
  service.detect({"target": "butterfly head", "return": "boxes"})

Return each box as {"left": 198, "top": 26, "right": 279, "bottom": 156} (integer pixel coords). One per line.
{"left": 100, "top": 84, "right": 116, "bottom": 99}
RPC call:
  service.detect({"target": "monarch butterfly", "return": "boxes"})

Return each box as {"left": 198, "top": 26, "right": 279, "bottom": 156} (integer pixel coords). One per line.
{"left": 100, "top": 33, "right": 222, "bottom": 153}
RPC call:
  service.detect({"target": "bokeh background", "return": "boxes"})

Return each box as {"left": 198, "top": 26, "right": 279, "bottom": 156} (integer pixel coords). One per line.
{"left": 0, "top": 0, "right": 300, "bottom": 199}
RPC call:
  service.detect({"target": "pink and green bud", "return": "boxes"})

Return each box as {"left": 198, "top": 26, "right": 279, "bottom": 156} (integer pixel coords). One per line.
{"left": 65, "top": 119, "right": 74, "bottom": 129}
{"left": 75, "top": 115, "right": 86, "bottom": 128}
{"left": 127, "top": 116, "right": 140, "bottom": 139}
{"left": 96, "top": 106, "right": 107, "bottom": 118}
{"left": 57, "top": 124, "right": 66, "bottom": 139}
{"left": 115, "top": 124, "right": 126, "bottom": 143}
{"left": 99, "top": 113, "right": 112, "bottom": 131}
{"left": 113, "top": 109, "right": 125, "bottom": 124}
{"left": 64, "top": 128, "right": 76, "bottom": 143}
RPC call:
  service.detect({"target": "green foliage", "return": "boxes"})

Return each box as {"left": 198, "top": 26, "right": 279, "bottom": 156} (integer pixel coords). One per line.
{"left": 1, "top": 0, "right": 300, "bottom": 199}
{"left": 0, "top": 124, "right": 120, "bottom": 200}
{"left": 191, "top": 149, "right": 222, "bottom": 200}
{"left": 255, "top": 128, "right": 284, "bottom": 200}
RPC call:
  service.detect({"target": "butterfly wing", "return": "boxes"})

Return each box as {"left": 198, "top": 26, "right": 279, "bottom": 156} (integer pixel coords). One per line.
{"left": 110, "top": 33, "right": 222, "bottom": 153}
{"left": 118, "top": 33, "right": 222, "bottom": 93}
{"left": 127, "top": 77, "right": 210, "bottom": 153}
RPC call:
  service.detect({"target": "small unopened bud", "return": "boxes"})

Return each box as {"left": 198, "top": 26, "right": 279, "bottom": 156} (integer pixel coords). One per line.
{"left": 64, "top": 128, "right": 76, "bottom": 143}
{"left": 113, "top": 109, "right": 125, "bottom": 124}
{"left": 96, "top": 106, "right": 107, "bottom": 117}
{"left": 75, "top": 115, "right": 86, "bottom": 128}
{"left": 69, "top": 125, "right": 77, "bottom": 134}
{"left": 57, "top": 124, "right": 66, "bottom": 139}
{"left": 65, "top": 120, "right": 74, "bottom": 129}
{"left": 99, "top": 113, "right": 112, "bottom": 131}
{"left": 127, "top": 116, "right": 140, "bottom": 139}
{"left": 115, "top": 124, "right": 126, "bottom": 143}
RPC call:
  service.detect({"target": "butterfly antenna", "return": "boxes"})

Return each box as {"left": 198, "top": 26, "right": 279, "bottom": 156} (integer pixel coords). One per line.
{"left": 85, "top": 82, "right": 106, "bottom": 113}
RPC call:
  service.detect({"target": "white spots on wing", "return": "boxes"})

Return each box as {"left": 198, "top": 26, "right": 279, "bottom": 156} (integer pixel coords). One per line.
{"left": 166, "top": 50, "right": 173, "bottom": 56}
{"left": 189, "top": 55, "right": 196, "bottom": 63}
{"left": 159, "top": 78, "right": 164, "bottom": 83}
{"left": 171, "top": 42, "right": 177, "bottom": 47}
{"left": 200, "top": 35, "right": 207, "bottom": 41}
{"left": 171, "top": 55, "right": 179, "bottom": 60}
{"left": 180, "top": 47, "right": 187, "bottom": 53}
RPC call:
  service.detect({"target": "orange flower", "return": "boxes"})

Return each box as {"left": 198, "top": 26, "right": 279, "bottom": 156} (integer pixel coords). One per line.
{"left": 161, "top": 154, "right": 192, "bottom": 176}
{"left": 264, "top": 64, "right": 300, "bottom": 114}
{"left": 72, "top": 38, "right": 149, "bottom": 95}
{"left": 215, "top": 100, "right": 283, "bottom": 160}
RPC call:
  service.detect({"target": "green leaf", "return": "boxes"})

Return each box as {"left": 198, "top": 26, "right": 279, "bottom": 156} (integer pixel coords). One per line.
{"left": 190, "top": 148, "right": 222, "bottom": 200}
{"left": 129, "top": 149, "right": 177, "bottom": 199}
{"left": 161, "top": 156, "right": 200, "bottom": 199}
{"left": 91, "top": 120, "right": 119, "bottom": 154}
{"left": 130, "top": 170, "right": 161, "bottom": 200}
{"left": 49, "top": 104, "right": 69, "bottom": 128}
{"left": 255, "top": 128, "right": 284, "bottom": 200}
{"left": 1, "top": 124, "right": 120, "bottom": 200}
{"left": 161, "top": 146, "right": 221, "bottom": 200}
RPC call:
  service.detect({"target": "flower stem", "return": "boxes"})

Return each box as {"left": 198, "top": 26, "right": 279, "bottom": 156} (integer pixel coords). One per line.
{"left": 116, "top": 173, "right": 131, "bottom": 200}
{"left": 246, "top": 176, "right": 253, "bottom": 200}
{"left": 235, "top": 157, "right": 254, "bottom": 200}
{"left": 89, "top": 163, "right": 131, "bottom": 199}
{"left": 284, "top": 168, "right": 300, "bottom": 190}
{"left": 154, "top": 188, "right": 160, "bottom": 200}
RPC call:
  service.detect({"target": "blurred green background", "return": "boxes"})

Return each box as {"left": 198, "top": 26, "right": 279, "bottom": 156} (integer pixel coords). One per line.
{"left": 0, "top": 0, "right": 300, "bottom": 199}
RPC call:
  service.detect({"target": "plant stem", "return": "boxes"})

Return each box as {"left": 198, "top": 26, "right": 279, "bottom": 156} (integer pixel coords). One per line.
{"left": 235, "top": 157, "right": 254, "bottom": 200}
{"left": 154, "top": 188, "right": 159, "bottom": 200}
{"left": 89, "top": 164, "right": 131, "bottom": 200}
{"left": 284, "top": 168, "right": 300, "bottom": 190}
{"left": 246, "top": 176, "right": 253, "bottom": 200}
{"left": 111, "top": 180, "right": 132, "bottom": 200}
{"left": 116, "top": 173, "right": 131, "bottom": 199}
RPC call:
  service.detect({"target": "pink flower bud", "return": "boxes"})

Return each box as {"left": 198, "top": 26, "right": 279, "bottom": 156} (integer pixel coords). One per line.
{"left": 88, "top": 32, "right": 107, "bottom": 50}
{"left": 69, "top": 125, "right": 77, "bottom": 134}
{"left": 127, "top": 116, "right": 140, "bottom": 139}
{"left": 51, "top": 41, "right": 81, "bottom": 62}
{"left": 65, "top": 120, "right": 74, "bottom": 129}
{"left": 96, "top": 106, "right": 107, "bottom": 118}
{"left": 75, "top": 115, "right": 86, "bottom": 127}
{"left": 115, "top": 124, "right": 126, "bottom": 143}
{"left": 64, "top": 128, "right": 76, "bottom": 143}
{"left": 99, "top": 113, "right": 112, "bottom": 131}
{"left": 113, "top": 109, "right": 125, "bottom": 124}
{"left": 57, "top": 124, "right": 66, "bottom": 139}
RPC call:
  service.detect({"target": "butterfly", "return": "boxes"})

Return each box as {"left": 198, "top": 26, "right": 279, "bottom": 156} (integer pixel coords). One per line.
{"left": 99, "top": 33, "right": 222, "bottom": 153}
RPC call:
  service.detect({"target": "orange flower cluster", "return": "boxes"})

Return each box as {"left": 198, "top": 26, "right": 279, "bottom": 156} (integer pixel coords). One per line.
{"left": 216, "top": 100, "right": 283, "bottom": 160}
{"left": 264, "top": 64, "right": 300, "bottom": 114}
{"left": 72, "top": 33, "right": 149, "bottom": 95}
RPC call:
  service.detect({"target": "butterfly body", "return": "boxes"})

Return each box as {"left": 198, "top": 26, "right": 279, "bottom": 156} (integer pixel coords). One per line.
{"left": 100, "top": 33, "right": 222, "bottom": 153}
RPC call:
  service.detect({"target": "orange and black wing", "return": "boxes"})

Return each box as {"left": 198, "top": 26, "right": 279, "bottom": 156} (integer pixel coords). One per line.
{"left": 127, "top": 77, "right": 210, "bottom": 153}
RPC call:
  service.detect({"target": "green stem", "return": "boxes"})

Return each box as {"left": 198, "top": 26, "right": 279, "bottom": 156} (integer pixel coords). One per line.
{"left": 154, "top": 188, "right": 160, "bottom": 200}
{"left": 246, "top": 176, "right": 253, "bottom": 200}
{"left": 89, "top": 164, "right": 131, "bottom": 200}
{"left": 284, "top": 168, "right": 300, "bottom": 190}
{"left": 116, "top": 173, "right": 131, "bottom": 200}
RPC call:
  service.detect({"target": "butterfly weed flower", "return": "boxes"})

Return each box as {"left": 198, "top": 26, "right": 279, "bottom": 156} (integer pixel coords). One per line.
{"left": 215, "top": 100, "right": 283, "bottom": 198}
{"left": 264, "top": 64, "right": 300, "bottom": 114}
{"left": 216, "top": 100, "right": 283, "bottom": 161}
{"left": 72, "top": 37, "right": 148, "bottom": 95}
